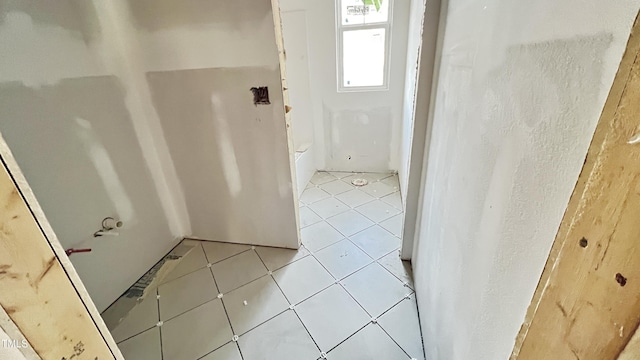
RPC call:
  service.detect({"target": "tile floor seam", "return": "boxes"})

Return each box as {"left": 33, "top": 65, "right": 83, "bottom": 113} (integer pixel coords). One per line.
{"left": 115, "top": 324, "right": 157, "bottom": 345}
{"left": 234, "top": 342, "right": 245, "bottom": 360}
{"left": 300, "top": 206, "right": 323, "bottom": 228}
{"left": 160, "top": 296, "right": 218, "bottom": 323}
{"left": 156, "top": 288, "right": 165, "bottom": 360}
{"left": 159, "top": 242, "right": 253, "bottom": 287}
{"left": 217, "top": 269, "right": 272, "bottom": 295}
{"left": 237, "top": 308, "right": 291, "bottom": 337}
{"left": 303, "top": 235, "right": 347, "bottom": 254}
{"left": 304, "top": 249, "right": 387, "bottom": 335}
{"left": 319, "top": 215, "right": 377, "bottom": 245}
{"left": 324, "top": 321, "right": 370, "bottom": 355}
{"left": 253, "top": 250, "right": 324, "bottom": 354}
{"left": 351, "top": 205, "right": 399, "bottom": 226}
{"left": 308, "top": 197, "right": 351, "bottom": 220}
{"left": 411, "top": 296, "right": 428, "bottom": 360}
{"left": 196, "top": 340, "right": 242, "bottom": 360}
{"left": 291, "top": 308, "right": 323, "bottom": 353}
{"left": 373, "top": 323, "right": 414, "bottom": 360}
{"left": 201, "top": 244, "right": 253, "bottom": 266}
{"left": 204, "top": 264, "right": 240, "bottom": 356}
{"left": 375, "top": 255, "right": 415, "bottom": 289}
{"left": 306, "top": 239, "right": 375, "bottom": 282}
{"left": 159, "top": 265, "right": 208, "bottom": 287}
{"left": 348, "top": 235, "right": 401, "bottom": 261}
{"left": 337, "top": 280, "right": 377, "bottom": 318}
{"left": 376, "top": 297, "right": 421, "bottom": 359}
{"left": 342, "top": 221, "right": 385, "bottom": 242}
{"left": 335, "top": 191, "right": 377, "bottom": 209}
{"left": 258, "top": 246, "right": 312, "bottom": 272}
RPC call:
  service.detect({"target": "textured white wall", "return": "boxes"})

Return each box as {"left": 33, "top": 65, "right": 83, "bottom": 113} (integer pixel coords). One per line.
{"left": 0, "top": 0, "right": 299, "bottom": 311}
{"left": 0, "top": 0, "right": 186, "bottom": 311}
{"left": 412, "top": 1, "right": 640, "bottom": 359}
{"left": 280, "top": 0, "right": 411, "bottom": 172}
{"left": 128, "top": 0, "right": 299, "bottom": 248}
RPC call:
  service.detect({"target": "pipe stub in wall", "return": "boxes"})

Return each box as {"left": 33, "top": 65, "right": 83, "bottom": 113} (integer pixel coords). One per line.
{"left": 102, "top": 217, "right": 123, "bottom": 230}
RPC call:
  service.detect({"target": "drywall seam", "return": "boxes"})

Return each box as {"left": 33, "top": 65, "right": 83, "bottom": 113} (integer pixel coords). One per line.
{"left": 91, "top": 0, "right": 191, "bottom": 238}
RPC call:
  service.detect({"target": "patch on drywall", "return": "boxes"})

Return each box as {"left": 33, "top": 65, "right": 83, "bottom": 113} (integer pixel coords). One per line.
{"left": 126, "top": 0, "right": 273, "bottom": 31}
{"left": 324, "top": 104, "right": 392, "bottom": 170}
{"left": 0, "top": 0, "right": 101, "bottom": 43}
{"left": 250, "top": 86, "right": 270, "bottom": 105}
{"left": 486, "top": 33, "right": 613, "bottom": 130}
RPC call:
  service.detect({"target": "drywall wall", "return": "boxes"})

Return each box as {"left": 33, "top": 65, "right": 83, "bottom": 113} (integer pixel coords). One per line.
{"left": 398, "top": 0, "right": 425, "bottom": 201}
{"left": 0, "top": 0, "right": 188, "bottom": 311}
{"left": 147, "top": 68, "right": 298, "bottom": 247}
{"left": 282, "top": 10, "right": 315, "bottom": 153}
{"left": 295, "top": 145, "right": 316, "bottom": 197}
{"left": 279, "top": 0, "right": 411, "bottom": 172}
{"left": 412, "top": 1, "right": 640, "bottom": 359}
{"left": 128, "top": 0, "right": 299, "bottom": 248}
{"left": 399, "top": 0, "right": 443, "bottom": 260}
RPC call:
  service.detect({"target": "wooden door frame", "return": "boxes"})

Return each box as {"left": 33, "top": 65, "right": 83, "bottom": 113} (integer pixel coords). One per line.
{"left": 0, "top": 134, "right": 123, "bottom": 359}
{"left": 511, "top": 11, "right": 640, "bottom": 360}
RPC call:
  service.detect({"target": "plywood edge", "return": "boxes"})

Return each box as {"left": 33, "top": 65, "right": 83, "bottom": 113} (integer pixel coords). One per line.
{"left": 271, "top": 0, "right": 303, "bottom": 248}
{"left": 510, "top": 11, "right": 640, "bottom": 359}
{"left": 0, "top": 306, "right": 40, "bottom": 360}
{"left": 0, "top": 132, "right": 124, "bottom": 359}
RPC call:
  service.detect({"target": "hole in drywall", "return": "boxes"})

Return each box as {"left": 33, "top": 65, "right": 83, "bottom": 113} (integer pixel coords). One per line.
{"left": 579, "top": 237, "right": 588, "bottom": 248}
{"left": 250, "top": 87, "right": 270, "bottom": 105}
{"left": 615, "top": 273, "right": 627, "bottom": 287}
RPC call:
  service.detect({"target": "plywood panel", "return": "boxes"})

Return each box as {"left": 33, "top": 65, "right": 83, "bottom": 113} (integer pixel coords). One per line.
{"left": 513, "top": 12, "right": 640, "bottom": 360}
{"left": 0, "top": 156, "right": 116, "bottom": 359}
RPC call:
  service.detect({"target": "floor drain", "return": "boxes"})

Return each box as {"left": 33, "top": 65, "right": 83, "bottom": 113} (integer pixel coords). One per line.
{"left": 351, "top": 178, "right": 368, "bottom": 187}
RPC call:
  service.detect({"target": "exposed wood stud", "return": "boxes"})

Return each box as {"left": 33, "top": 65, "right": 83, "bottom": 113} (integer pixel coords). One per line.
{"left": 511, "top": 10, "right": 640, "bottom": 360}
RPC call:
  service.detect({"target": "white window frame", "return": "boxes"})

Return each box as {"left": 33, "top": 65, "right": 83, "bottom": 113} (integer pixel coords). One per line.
{"left": 336, "top": 0, "right": 393, "bottom": 92}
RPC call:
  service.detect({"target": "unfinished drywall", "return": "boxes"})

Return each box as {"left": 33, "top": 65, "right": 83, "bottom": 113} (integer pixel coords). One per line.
{"left": 398, "top": 0, "right": 425, "bottom": 201}
{"left": 147, "top": 68, "right": 297, "bottom": 247}
{"left": 128, "top": 0, "right": 299, "bottom": 248}
{"left": 282, "top": 10, "right": 315, "bottom": 153}
{"left": 279, "top": 0, "right": 410, "bottom": 172}
{"left": 0, "top": 0, "right": 189, "bottom": 311}
{"left": 412, "top": 1, "right": 640, "bottom": 359}
{"left": 398, "top": 0, "right": 446, "bottom": 260}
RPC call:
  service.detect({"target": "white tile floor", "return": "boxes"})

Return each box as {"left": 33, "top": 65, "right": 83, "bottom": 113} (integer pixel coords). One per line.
{"left": 108, "top": 172, "right": 424, "bottom": 360}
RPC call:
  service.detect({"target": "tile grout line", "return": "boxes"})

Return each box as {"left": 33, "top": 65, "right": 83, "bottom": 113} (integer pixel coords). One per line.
{"left": 158, "top": 243, "right": 253, "bottom": 287}
{"left": 303, "top": 222, "right": 416, "bottom": 357}
{"left": 156, "top": 288, "right": 164, "bottom": 360}
{"left": 374, "top": 250, "right": 416, "bottom": 291}
{"left": 376, "top": 301, "right": 421, "bottom": 360}
{"left": 253, "top": 248, "right": 324, "bottom": 355}
{"left": 200, "top": 242, "right": 245, "bottom": 360}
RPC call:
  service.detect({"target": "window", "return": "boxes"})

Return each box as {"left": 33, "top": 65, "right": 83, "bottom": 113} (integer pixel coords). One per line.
{"left": 336, "top": 0, "right": 392, "bottom": 91}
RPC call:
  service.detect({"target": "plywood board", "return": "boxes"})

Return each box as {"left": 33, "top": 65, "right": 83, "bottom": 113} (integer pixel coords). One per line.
{"left": 0, "top": 140, "right": 122, "bottom": 359}
{"left": 512, "top": 12, "right": 640, "bottom": 360}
